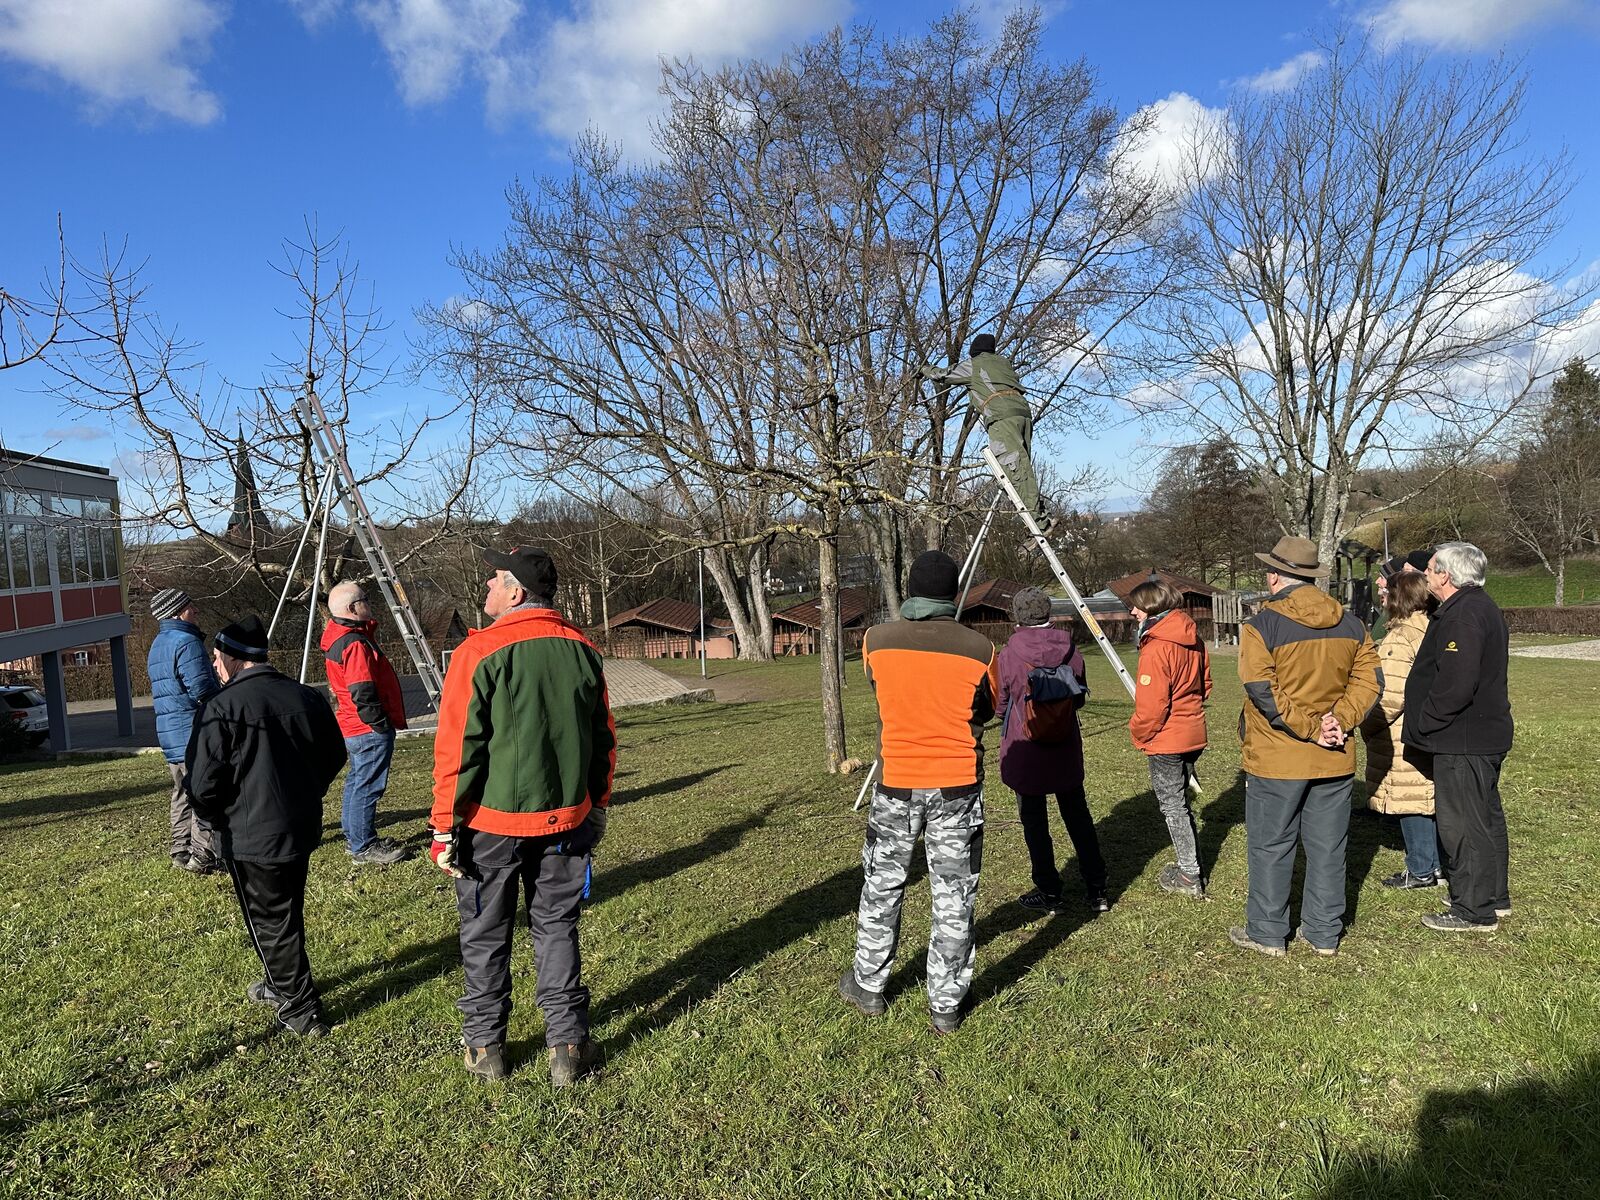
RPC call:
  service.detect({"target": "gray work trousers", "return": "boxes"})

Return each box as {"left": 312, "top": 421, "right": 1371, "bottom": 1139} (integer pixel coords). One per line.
{"left": 853, "top": 784, "right": 984, "bottom": 1013}
{"left": 1244, "top": 773, "right": 1352, "bottom": 950}
{"left": 1148, "top": 751, "right": 1202, "bottom": 876}
{"left": 454, "top": 824, "right": 593, "bottom": 1049}
{"left": 168, "top": 761, "right": 216, "bottom": 865}
{"left": 986, "top": 414, "right": 1045, "bottom": 521}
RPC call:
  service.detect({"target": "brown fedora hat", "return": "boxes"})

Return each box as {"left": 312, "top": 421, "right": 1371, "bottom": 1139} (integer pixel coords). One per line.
{"left": 1255, "top": 535, "right": 1323, "bottom": 576}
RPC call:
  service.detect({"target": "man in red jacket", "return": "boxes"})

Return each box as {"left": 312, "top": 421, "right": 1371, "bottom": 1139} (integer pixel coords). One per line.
{"left": 321, "top": 581, "right": 409, "bottom": 865}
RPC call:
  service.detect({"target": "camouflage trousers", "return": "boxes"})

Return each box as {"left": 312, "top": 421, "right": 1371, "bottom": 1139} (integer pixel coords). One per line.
{"left": 852, "top": 783, "right": 984, "bottom": 1013}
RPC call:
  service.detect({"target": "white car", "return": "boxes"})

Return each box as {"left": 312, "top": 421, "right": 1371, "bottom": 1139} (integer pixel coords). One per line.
{"left": 1, "top": 685, "right": 49, "bottom": 747}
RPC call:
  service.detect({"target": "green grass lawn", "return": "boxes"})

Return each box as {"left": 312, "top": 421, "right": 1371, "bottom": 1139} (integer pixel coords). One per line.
{"left": 4, "top": 652, "right": 1599, "bottom": 1199}
{"left": 1484, "top": 557, "right": 1600, "bottom": 608}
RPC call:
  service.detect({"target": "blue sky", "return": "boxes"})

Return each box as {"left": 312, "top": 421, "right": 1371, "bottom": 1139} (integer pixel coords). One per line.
{"left": 3, "top": 0, "right": 1598, "bottom": 507}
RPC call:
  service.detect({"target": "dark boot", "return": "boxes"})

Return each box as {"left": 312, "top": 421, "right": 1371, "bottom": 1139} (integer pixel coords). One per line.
{"left": 548, "top": 1039, "right": 600, "bottom": 1087}
{"left": 463, "top": 1043, "right": 508, "bottom": 1081}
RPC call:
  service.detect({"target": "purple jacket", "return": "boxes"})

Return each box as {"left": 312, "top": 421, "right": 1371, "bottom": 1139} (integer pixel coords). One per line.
{"left": 996, "top": 624, "right": 1087, "bottom": 795}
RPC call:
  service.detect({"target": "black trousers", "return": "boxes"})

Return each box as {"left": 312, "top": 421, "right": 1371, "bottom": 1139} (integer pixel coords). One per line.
{"left": 1434, "top": 753, "right": 1510, "bottom": 925}
{"left": 226, "top": 854, "right": 323, "bottom": 1032}
{"left": 1016, "top": 786, "right": 1105, "bottom": 895}
{"left": 455, "top": 825, "right": 593, "bottom": 1049}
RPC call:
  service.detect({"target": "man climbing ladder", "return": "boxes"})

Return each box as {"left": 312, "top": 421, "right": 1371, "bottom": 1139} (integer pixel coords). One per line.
{"left": 920, "top": 333, "right": 1055, "bottom": 536}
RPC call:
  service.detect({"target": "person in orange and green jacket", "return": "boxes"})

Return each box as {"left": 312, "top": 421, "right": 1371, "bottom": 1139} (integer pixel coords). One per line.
{"left": 1126, "top": 578, "right": 1212, "bottom": 899}
{"left": 1229, "top": 536, "right": 1381, "bottom": 960}
{"left": 429, "top": 546, "right": 615, "bottom": 1087}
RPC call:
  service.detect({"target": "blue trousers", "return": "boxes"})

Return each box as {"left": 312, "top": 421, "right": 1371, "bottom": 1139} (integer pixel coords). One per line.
{"left": 1244, "top": 774, "right": 1352, "bottom": 950}
{"left": 1399, "top": 813, "right": 1441, "bottom": 878}
{"left": 341, "top": 730, "right": 396, "bottom": 853}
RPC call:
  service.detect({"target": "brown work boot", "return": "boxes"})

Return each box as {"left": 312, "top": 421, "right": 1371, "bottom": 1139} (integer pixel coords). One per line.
{"left": 463, "top": 1043, "right": 508, "bottom": 1082}
{"left": 548, "top": 1039, "right": 600, "bottom": 1088}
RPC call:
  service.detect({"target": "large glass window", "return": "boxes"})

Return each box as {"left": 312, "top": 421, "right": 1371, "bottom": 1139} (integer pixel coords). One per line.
{"left": 54, "top": 525, "right": 74, "bottom": 584}
{"left": 72, "top": 525, "right": 90, "bottom": 582}
{"left": 87, "top": 523, "right": 104, "bottom": 579}
{"left": 28, "top": 526, "right": 48, "bottom": 588}
{"left": 102, "top": 529, "right": 120, "bottom": 579}
{"left": 7, "top": 524, "right": 31, "bottom": 588}
{"left": 9, "top": 492, "right": 44, "bottom": 517}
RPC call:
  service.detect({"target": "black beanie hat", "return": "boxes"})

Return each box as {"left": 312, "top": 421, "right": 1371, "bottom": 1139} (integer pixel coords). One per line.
{"left": 908, "top": 550, "right": 960, "bottom": 601}
{"left": 214, "top": 615, "right": 270, "bottom": 663}
{"left": 969, "top": 333, "right": 997, "bottom": 357}
{"left": 1404, "top": 548, "right": 1433, "bottom": 573}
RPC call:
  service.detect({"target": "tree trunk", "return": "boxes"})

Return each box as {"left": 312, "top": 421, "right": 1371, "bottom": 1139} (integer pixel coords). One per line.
{"left": 745, "top": 542, "right": 776, "bottom": 660}
{"left": 702, "top": 547, "right": 772, "bottom": 661}
{"left": 866, "top": 508, "right": 904, "bottom": 616}
{"left": 1555, "top": 556, "right": 1566, "bottom": 607}
{"left": 818, "top": 507, "right": 848, "bottom": 772}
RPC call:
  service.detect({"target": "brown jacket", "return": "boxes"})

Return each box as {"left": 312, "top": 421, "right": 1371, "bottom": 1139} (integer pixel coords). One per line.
{"left": 1360, "top": 611, "right": 1435, "bottom": 814}
{"left": 1238, "top": 583, "right": 1382, "bottom": 780}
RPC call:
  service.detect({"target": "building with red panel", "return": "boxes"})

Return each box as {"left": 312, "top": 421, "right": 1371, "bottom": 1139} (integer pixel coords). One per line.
{"left": 0, "top": 447, "right": 134, "bottom": 752}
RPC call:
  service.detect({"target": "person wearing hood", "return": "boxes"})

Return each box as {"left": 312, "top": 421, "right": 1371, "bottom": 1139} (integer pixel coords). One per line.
{"left": 995, "top": 586, "right": 1108, "bottom": 914}
{"left": 841, "top": 550, "right": 999, "bottom": 1035}
{"left": 321, "top": 581, "right": 409, "bottom": 865}
{"left": 1230, "top": 537, "right": 1382, "bottom": 959}
{"left": 1126, "top": 579, "right": 1212, "bottom": 899}
{"left": 919, "top": 334, "right": 1055, "bottom": 536}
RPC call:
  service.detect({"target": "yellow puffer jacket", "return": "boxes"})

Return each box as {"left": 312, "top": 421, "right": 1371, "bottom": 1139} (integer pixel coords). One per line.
{"left": 1359, "top": 611, "right": 1435, "bottom": 814}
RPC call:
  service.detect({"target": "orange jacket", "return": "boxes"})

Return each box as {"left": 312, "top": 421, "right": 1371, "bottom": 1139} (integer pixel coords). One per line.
{"left": 1129, "top": 609, "right": 1211, "bottom": 755}
{"left": 862, "top": 614, "right": 999, "bottom": 789}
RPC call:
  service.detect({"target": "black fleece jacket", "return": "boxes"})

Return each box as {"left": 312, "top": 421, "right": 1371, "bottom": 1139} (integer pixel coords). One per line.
{"left": 1402, "top": 586, "right": 1514, "bottom": 756}
{"left": 185, "top": 666, "right": 348, "bottom": 862}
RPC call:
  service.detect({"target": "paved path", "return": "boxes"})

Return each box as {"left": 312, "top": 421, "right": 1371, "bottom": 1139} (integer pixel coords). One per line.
{"left": 1510, "top": 639, "right": 1600, "bottom": 661}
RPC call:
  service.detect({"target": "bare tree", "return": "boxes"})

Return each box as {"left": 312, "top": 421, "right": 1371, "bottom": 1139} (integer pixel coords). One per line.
{"left": 1136, "top": 33, "right": 1586, "bottom": 566}
{"left": 1499, "top": 358, "right": 1600, "bottom": 604}
{"left": 0, "top": 218, "right": 70, "bottom": 375}
{"left": 47, "top": 223, "right": 476, "bottom": 607}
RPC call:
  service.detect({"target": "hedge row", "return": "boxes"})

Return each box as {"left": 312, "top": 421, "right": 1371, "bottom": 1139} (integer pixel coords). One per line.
{"left": 1501, "top": 606, "right": 1600, "bottom": 636}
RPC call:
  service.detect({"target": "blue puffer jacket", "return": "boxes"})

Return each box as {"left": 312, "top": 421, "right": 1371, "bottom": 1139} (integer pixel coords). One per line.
{"left": 148, "top": 619, "right": 220, "bottom": 762}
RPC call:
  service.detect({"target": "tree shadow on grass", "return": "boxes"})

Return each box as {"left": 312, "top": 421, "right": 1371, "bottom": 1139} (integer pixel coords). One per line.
{"left": 1197, "top": 770, "right": 1247, "bottom": 882}
{"left": 1344, "top": 803, "right": 1406, "bottom": 929}
{"left": 5, "top": 780, "right": 162, "bottom": 826}
{"left": 587, "top": 862, "right": 868, "bottom": 1060}
{"left": 965, "top": 780, "right": 1186, "bottom": 1005}
{"left": 1315, "top": 1056, "right": 1600, "bottom": 1198}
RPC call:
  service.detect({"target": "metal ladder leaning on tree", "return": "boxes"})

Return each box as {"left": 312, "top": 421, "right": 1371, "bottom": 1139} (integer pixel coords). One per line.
{"left": 853, "top": 446, "right": 1136, "bottom": 809}
{"left": 267, "top": 386, "right": 445, "bottom": 711}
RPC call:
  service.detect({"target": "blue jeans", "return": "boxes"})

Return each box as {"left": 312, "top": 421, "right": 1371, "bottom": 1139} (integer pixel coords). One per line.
{"left": 1398, "top": 813, "right": 1441, "bottom": 878}
{"left": 342, "top": 731, "right": 396, "bottom": 853}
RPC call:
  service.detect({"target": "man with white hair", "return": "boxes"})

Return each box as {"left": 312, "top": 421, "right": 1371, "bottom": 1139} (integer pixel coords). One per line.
{"left": 1404, "top": 542, "right": 1514, "bottom": 933}
{"left": 320, "top": 580, "right": 409, "bottom": 865}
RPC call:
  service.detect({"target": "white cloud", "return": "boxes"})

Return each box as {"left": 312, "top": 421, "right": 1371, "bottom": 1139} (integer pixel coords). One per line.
{"left": 1111, "top": 92, "right": 1228, "bottom": 197}
{"left": 0, "top": 0, "right": 225, "bottom": 123}
{"left": 1236, "top": 49, "right": 1324, "bottom": 93}
{"left": 42, "top": 426, "right": 110, "bottom": 443}
{"left": 506, "top": 0, "right": 849, "bottom": 154}
{"left": 1366, "top": 0, "right": 1579, "bottom": 49}
{"left": 355, "top": 0, "right": 521, "bottom": 106}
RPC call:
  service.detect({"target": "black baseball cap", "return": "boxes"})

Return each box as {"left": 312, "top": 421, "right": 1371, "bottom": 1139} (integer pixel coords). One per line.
{"left": 483, "top": 546, "right": 558, "bottom": 598}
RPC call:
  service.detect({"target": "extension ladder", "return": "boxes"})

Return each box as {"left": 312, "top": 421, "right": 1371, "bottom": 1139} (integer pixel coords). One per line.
{"left": 292, "top": 387, "right": 445, "bottom": 709}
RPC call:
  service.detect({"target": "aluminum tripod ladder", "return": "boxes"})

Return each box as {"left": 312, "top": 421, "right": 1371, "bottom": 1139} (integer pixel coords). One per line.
{"left": 284, "top": 387, "right": 445, "bottom": 710}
